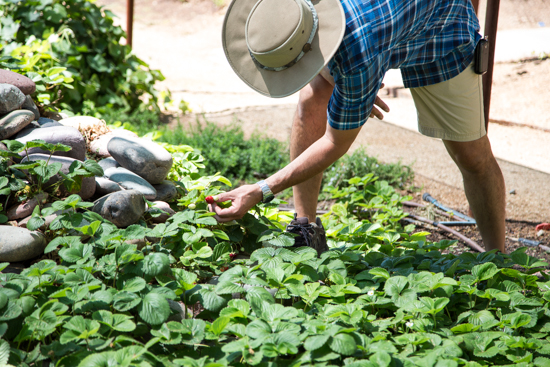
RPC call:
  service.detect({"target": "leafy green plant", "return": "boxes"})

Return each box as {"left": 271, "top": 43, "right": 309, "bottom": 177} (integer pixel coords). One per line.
{"left": 0, "top": 0, "right": 165, "bottom": 113}
{"left": 2, "top": 130, "right": 550, "bottom": 367}
{"left": 324, "top": 147, "right": 414, "bottom": 191}
{"left": 0, "top": 35, "right": 75, "bottom": 109}
{"left": 0, "top": 139, "right": 103, "bottom": 224}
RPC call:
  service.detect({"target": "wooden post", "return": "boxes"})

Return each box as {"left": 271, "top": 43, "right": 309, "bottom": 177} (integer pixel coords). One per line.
{"left": 126, "top": 0, "right": 134, "bottom": 47}
{"left": 482, "top": 0, "right": 500, "bottom": 131}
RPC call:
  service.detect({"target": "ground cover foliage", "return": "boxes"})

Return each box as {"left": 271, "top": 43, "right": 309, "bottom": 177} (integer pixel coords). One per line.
{"left": 100, "top": 110, "right": 414, "bottom": 191}
{"left": 0, "top": 0, "right": 166, "bottom": 114}
{"left": 1, "top": 137, "right": 550, "bottom": 367}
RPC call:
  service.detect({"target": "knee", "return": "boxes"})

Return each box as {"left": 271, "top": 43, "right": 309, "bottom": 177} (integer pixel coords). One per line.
{"left": 454, "top": 150, "right": 493, "bottom": 175}
{"left": 445, "top": 138, "right": 497, "bottom": 175}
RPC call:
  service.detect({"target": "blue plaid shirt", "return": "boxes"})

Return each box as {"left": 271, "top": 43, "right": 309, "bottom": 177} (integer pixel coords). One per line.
{"left": 327, "top": 0, "right": 482, "bottom": 130}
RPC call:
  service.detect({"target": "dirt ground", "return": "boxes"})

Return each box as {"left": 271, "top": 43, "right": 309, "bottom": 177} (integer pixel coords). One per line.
{"left": 95, "top": 0, "right": 550, "bottom": 255}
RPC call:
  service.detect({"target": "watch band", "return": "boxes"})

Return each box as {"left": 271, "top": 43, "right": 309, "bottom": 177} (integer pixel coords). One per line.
{"left": 257, "top": 180, "right": 274, "bottom": 203}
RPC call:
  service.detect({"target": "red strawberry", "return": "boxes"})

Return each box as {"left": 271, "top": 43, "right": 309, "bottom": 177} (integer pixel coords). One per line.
{"left": 205, "top": 196, "right": 215, "bottom": 204}
{"left": 220, "top": 266, "right": 229, "bottom": 272}
{"left": 229, "top": 253, "right": 236, "bottom": 260}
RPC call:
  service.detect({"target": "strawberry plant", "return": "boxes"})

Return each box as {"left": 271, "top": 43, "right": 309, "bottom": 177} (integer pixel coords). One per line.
{"left": 1, "top": 139, "right": 550, "bottom": 367}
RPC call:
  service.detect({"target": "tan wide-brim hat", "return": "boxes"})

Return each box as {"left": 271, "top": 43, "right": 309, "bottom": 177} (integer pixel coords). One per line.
{"left": 222, "top": 0, "right": 345, "bottom": 98}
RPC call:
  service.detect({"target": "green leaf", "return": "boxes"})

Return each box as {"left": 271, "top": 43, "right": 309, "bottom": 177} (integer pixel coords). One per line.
{"left": 0, "top": 293, "right": 7, "bottom": 310}
{"left": 141, "top": 253, "right": 170, "bottom": 276}
{"left": 384, "top": 276, "right": 408, "bottom": 297}
{"left": 199, "top": 287, "right": 229, "bottom": 312}
{"left": 329, "top": 333, "right": 357, "bottom": 356}
{"left": 370, "top": 351, "right": 391, "bottom": 367}
{"left": 215, "top": 281, "right": 244, "bottom": 295}
{"left": 113, "top": 291, "right": 141, "bottom": 312}
{"left": 27, "top": 215, "right": 45, "bottom": 231}
{"left": 210, "top": 316, "right": 230, "bottom": 336}
{"left": 120, "top": 277, "right": 146, "bottom": 293}
{"left": 304, "top": 334, "right": 330, "bottom": 351}
{"left": 138, "top": 293, "right": 170, "bottom": 325}
{"left": 469, "top": 310, "right": 496, "bottom": 326}
{"left": 112, "top": 314, "right": 136, "bottom": 332}
{"left": 44, "top": 236, "right": 82, "bottom": 254}
{"left": 0, "top": 301, "right": 22, "bottom": 321}
{"left": 535, "top": 357, "right": 550, "bottom": 367}
{"left": 369, "top": 268, "right": 390, "bottom": 280}
{"left": 471, "top": 263, "right": 499, "bottom": 282}
{"left": 0, "top": 339, "right": 9, "bottom": 365}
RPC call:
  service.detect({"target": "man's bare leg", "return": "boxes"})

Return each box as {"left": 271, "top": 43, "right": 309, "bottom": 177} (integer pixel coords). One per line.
{"left": 443, "top": 136, "right": 506, "bottom": 252}
{"left": 290, "top": 75, "right": 334, "bottom": 222}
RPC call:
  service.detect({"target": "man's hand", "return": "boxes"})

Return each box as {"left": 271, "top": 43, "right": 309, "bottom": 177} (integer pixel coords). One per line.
{"left": 209, "top": 184, "right": 263, "bottom": 222}
{"left": 370, "top": 83, "right": 390, "bottom": 120}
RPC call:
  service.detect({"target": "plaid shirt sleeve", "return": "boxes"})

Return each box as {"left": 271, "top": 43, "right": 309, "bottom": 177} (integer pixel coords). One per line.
{"left": 327, "top": 57, "right": 386, "bottom": 131}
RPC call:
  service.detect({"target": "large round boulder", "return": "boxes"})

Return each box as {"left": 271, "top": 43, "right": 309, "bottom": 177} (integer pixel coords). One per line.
{"left": 21, "top": 95, "right": 40, "bottom": 120}
{"left": 153, "top": 180, "right": 178, "bottom": 202}
{"left": 95, "top": 177, "right": 123, "bottom": 197}
{"left": 89, "top": 129, "right": 138, "bottom": 158}
{"left": 0, "top": 83, "right": 26, "bottom": 114}
{"left": 107, "top": 136, "right": 173, "bottom": 184}
{"left": 0, "top": 110, "right": 34, "bottom": 140}
{"left": 103, "top": 167, "right": 157, "bottom": 200}
{"left": 16, "top": 126, "right": 86, "bottom": 161}
{"left": 0, "top": 226, "right": 46, "bottom": 262}
{"left": 92, "top": 190, "right": 146, "bottom": 228}
{"left": 0, "top": 70, "right": 36, "bottom": 95}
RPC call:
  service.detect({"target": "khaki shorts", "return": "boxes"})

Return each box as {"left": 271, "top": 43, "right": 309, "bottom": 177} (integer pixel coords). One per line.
{"left": 410, "top": 64, "right": 486, "bottom": 142}
{"left": 319, "top": 63, "right": 486, "bottom": 142}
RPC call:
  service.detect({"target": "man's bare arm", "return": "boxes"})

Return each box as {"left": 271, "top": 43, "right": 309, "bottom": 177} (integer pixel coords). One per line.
{"left": 211, "top": 124, "right": 362, "bottom": 222}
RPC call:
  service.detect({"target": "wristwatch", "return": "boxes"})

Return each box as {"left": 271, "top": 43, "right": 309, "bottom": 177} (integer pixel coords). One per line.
{"left": 257, "top": 180, "right": 274, "bottom": 203}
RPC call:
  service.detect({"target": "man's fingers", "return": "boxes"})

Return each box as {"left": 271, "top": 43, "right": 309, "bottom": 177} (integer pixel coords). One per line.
{"left": 374, "top": 95, "right": 390, "bottom": 113}
{"left": 213, "top": 205, "right": 241, "bottom": 223}
{"left": 370, "top": 106, "right": 384, "bottom": 120}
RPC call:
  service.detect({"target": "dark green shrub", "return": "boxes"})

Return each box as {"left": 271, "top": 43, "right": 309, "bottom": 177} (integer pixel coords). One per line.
{"left": 160, "top": 121, "right": 289, "bottom": 185}
{"left": 0, "top": 0, "right": 165, "bottom": 113}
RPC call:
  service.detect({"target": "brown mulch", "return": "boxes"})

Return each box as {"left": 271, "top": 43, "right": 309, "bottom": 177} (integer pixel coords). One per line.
{"left": 404, "top": 191, "right": 550, "bottom": 264}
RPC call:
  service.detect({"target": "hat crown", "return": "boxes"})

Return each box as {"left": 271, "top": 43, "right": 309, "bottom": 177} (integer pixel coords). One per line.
{"left": 247, "top": 0, "right": 300, "bottom": 53}
{"left": 245, "top": 0, "right": 315, "bottom": 69}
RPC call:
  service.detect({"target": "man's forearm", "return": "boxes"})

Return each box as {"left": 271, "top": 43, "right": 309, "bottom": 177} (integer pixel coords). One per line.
{"left": 265, "top": 126, "right": 360, "bottom": 195}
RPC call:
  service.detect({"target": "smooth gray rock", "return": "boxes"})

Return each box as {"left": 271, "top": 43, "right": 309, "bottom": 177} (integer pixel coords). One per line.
{"left": 98, "top": 157, "right": 120, "bottom": 171}
{"left": 153, "top": 180, "right": 178, "bottom": 202}
{"left": 0, "top": 110, "right": 34, "bottom": 139}
{"left": 21, "top": 95, "right": 40, "bottom": 120}
{"left": 16, "top": 125, "right": 86, "bottom": 161}
{"left": 0, "top": 70, "right": 36, "bottom": 95}
{"left": 89, "top": 130, "right": 138, "bottom": 158}
{"left": 37, "top": 117, "right": 63, "bottom": 128}
{"left": 0, "top": 83, "right": 26, "bottom": 114}
{"left": 22, "top": 154, "right": 96, "bottom": 200}
{"left": 104, "top": 167, "right": 157, "bottom": 200}
{"left": 107, "top": 136, "right": 173, "bottom": 185}
{"left": 0, "top": 226, "right": 46, "bottom": 262}
{"left": 92, "top": 190, "right": 146, "bottom": 228}
{"left": 148, "top": 201, "right": 175, "bottom": 224}
{"left": 95, "top": 177, "right": 123, "bottom": 197}
{"left": 7, "top": 192, "right": 48, "bottom": 221}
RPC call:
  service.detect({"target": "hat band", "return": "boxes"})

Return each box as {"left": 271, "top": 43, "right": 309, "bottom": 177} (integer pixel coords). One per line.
{"left": 249, "top": 0, "right": 318, "bottom": 72}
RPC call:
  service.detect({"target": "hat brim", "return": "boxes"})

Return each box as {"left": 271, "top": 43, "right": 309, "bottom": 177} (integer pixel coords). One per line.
{"left": 222, "top": 0, "right": 345, "bottom": 98}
